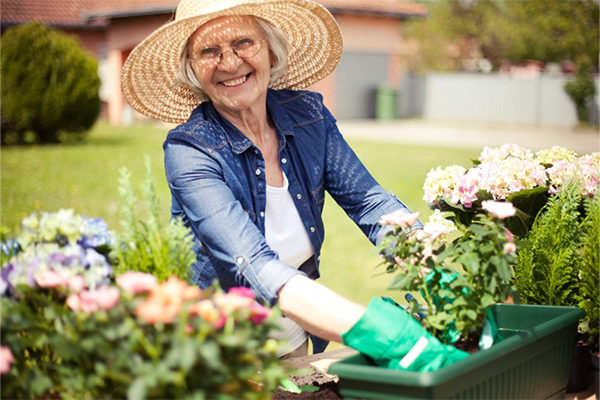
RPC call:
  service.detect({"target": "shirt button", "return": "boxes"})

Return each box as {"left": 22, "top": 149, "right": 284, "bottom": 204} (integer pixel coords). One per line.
{"left": 254, "top": 149, "right": 259, "bottom": 155}
{"left": 260, "top": 211, "right": 265, "bottom": 218}
{"left": 281, "top": 158, "right": 287, "bottom": 164}
{"left": 310, "top": 226, "right": 315, "bottom": 233}
{"left": 236, "top": 256, "right": 244, "bottom": 265}
{"left": 296, "top": 193, "right": 302, "bottom": 200}
{"left": 255, "top": 168, "right": 261, "bottom": 175}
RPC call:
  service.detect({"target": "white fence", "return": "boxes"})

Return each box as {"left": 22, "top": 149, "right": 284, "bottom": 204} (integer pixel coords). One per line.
{"left": 398, "top": 73, "right": 600, "bottom": 127}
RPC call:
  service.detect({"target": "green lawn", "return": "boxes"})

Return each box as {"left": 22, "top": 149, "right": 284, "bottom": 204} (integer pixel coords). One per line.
{"left": 1, "top": 121, "right": 478, "bottom": 326}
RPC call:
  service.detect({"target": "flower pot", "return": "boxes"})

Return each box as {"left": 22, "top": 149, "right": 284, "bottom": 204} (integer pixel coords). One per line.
{"left": 592, "top": 352, "right": 600, "bottom": 400}
{"left": 329, "top": 304, "right": 585, "bottom": 399}
{"left": 566, "top": 342, "right": 592, "bottom": 393}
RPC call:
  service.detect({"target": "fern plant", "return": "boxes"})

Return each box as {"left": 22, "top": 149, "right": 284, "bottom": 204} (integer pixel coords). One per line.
{"left": 513, "top": 182, "right": 582, "bottom": 306}
{"left": 578, "top": 194, "right": 599, "bottom": 349}
{"left": 110, "top": 157, "right": 196, "bottom": 281}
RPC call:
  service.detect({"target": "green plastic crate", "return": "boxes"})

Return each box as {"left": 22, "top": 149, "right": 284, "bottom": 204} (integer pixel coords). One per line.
{"left": 329, "top": 304, "right": 585, "bottom": 399}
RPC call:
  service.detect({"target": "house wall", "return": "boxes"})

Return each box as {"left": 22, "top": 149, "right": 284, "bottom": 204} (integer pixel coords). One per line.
{"left": 321, "top": 14, "right": 404, "bottom": 119}
{"left": 103, "top": 14, "right": 173, "bottom": 125}
{"left": 63, "top": 29, "right": 106, "bottom": 56}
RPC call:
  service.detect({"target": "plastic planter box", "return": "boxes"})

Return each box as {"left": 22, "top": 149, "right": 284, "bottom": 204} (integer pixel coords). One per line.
{"left": 329, "top": 304, "right": 584, "bottom": 399}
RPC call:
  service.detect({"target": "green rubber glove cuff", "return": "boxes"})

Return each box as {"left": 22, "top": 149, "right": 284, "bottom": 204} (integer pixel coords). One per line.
{"left": 342, "top": 297, "right": 418, "bottom": 361}
{"left": 342, "top": 297, "right": 469, "bottom": 371}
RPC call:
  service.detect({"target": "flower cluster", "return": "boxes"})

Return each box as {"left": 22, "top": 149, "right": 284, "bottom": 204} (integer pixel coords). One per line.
{"left": 1, "top": 210, "right": 113, "bottom": 296}
{"left": 423, "top": 144, "right": 599, "bottom": 209}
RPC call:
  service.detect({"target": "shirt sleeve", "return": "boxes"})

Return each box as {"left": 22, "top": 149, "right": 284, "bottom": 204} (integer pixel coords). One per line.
{"left": 321, "top": 107, "right": 423, "bottom": 245}
{"left": 164, "top": 137, "right": 305, "bottom": 306}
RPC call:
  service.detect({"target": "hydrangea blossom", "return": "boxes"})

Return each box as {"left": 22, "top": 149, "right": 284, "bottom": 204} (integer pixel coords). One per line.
{"left": 479, "top": 143, "right": 535, "bottom": 163}
{"left": 1, "top": 210, "right": 114, "bottom": 296}
{"left": 423, "top": 144, "right": 595, "bottom": 210}
{"left": 423, "top": 165, "right": 467, "bottom": 204}
{"left": 535, "top": 146, "right": 578, "bottom": 164}
{"left": 546, "top": 153, "right": 600, "bottom": 195}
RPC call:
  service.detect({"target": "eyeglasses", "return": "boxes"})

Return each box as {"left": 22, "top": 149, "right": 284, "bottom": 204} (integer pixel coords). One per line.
{"left": 192, "top": 36, "right": 266, "bottom": 66}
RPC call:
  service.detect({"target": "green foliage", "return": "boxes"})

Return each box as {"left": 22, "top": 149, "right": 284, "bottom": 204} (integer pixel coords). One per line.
{"left": 565, "top": 66, "right": 597, "bottom": 124}
{"left": 1, "top": 283, "right": 287, "bottom": 399}
{"left": 578, "top": 194, "right": 600, "bottom": 349}
{"left": 405, "top": 0, "right": 599, "bottom": 71}
{"left": 1, "top": 209, "right": 287, "bottom": 399}
{"left": 110, "top": 157, "right": 196, "bottom": 282}
{"left": 380, "top": 211, "right": 516, "bottom": 343}
{"left": 514, "top": 183, "right": 582, "bottom": 306}
{"left": 0, "top": 22, "right": 100, "bottom": 144}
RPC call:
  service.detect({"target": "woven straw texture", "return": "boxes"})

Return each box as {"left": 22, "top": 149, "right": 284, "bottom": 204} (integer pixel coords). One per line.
{"left": 121, "top": 0, "right": 343, "bottom": 124}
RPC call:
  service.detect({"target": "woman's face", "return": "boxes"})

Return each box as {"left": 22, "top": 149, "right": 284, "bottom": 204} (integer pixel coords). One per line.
{"left": 189, "top": 16, "right": 271, "bottom": 114}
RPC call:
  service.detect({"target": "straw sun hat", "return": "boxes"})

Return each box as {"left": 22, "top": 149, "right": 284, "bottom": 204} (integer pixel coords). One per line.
{"left": 121, "top": 0, "right": 343, "bottom": 124}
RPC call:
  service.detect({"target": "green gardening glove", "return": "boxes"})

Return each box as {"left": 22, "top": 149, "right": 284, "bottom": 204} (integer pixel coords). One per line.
{"left": 342, "top": 297, "right": 469, "bottom": 372}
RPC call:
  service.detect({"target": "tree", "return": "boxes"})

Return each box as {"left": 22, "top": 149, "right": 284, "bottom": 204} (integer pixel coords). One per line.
{"left": 403, "top": 0, "right": 599, "bottom": 72}
{"left": 1, "top": 23, "right": 100, "bottom": 144}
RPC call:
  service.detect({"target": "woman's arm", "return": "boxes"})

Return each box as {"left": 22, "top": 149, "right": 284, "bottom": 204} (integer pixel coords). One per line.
{"left": 277, "top": 275, "right": 365, "bottom": 342}
{"left": 164, "top": 138, "right": 305, "bottom": 306}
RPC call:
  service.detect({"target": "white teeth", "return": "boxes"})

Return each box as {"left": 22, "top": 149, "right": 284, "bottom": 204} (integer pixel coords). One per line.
{"left": 221, "top": 75, "right": 248, "bottom": 87}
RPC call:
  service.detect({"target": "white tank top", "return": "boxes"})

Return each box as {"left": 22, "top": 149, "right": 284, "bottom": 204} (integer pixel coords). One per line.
{"left": 265, "top": 171, "right": 314, "bottom": 357}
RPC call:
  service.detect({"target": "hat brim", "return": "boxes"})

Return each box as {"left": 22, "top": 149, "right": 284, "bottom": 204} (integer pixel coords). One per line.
{"left": 121, "top": 0, "right": 343, "bottom": 124}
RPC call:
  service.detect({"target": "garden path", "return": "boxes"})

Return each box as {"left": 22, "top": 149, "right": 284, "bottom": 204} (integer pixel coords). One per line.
{"left": 337, "top": 119, "right": 599, "bottom": 155}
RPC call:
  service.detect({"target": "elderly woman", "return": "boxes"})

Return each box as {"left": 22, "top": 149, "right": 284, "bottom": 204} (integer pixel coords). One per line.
{"left": 122, "top": 0, "right": 466, "bottom": 368}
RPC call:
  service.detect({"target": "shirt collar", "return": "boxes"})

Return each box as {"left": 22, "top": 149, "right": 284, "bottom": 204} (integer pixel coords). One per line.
{"left": 202, "top": 89, "right": 296, "bottom": 155}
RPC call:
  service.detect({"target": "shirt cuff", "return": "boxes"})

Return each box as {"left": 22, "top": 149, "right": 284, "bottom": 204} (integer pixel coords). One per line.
{"left": 241, "top": 258, "right": 307, "bottom": 307}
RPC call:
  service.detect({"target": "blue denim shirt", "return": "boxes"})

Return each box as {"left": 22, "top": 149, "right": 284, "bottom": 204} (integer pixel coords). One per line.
{"left": 163, "top": 89, "right": 419, "bottom": 307}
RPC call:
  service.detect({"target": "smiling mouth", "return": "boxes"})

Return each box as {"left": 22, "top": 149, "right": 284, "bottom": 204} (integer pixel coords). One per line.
{"left": 219, "top": 72, "right": 252, "bottom": 87}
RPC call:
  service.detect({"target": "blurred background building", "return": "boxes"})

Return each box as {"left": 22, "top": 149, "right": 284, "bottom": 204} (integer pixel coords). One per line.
{"left": 2, "top": 0, "right": 598, "bottom": 128}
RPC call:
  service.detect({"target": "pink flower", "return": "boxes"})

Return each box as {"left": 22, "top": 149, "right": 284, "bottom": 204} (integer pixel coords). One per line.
{"left": 34, "top": 269, "right": 68, "bottom": 288}
{"left": 190, "top": 300, "right": 226, "bottom": 328}
{"left": 68, "top": 287, "right": 120, "bottom": 313}
{"left": 481, "top": 201, "right": 517, "bottom": 219}
{"left": 116, "top": 271, "right": 158, "bottom": 295}
{"left": 503, "top": 242, "right": 517, "bottom": 254}
{"left": 249, "top": 302, "right": 272, "bottom": 325}
{"left": 66, "top": 293, "right": 82, "bottom": 312}
{"left": 68, "top": 275, "right": 86, "bottom": 293}
{"left": 379, "top": 211, "right": 420, "bottom": 228}
{"left": 503, "top": 227, "right": 514, "bottom": 242}
{"left": 93, "top": 287, "right": 120, "bottom": 310}
{"left": 228, "top": 287, "right": 254, "bottom": 299}
{"left": 0, "top": 346, "right": 14, "bottom": 374}
{"left": 213, "top": 292, "right": 254, "bottom": 313}
{"left": 137, "top": 299, "right": 174, "bottom": 324}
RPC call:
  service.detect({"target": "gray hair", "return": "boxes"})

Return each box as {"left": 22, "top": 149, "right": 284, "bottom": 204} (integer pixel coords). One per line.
{"left": 176, "top": 17, "right": 289, "bottom": 101}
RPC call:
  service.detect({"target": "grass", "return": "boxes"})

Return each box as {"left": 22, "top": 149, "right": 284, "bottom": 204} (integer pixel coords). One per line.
{"left": 1, "top": 122, "right": 479, "bottom": 349}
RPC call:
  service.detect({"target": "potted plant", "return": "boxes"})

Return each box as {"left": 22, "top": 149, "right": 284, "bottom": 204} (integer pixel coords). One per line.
{"left": 330, "top": 144, "right": 591, "bottom": 399}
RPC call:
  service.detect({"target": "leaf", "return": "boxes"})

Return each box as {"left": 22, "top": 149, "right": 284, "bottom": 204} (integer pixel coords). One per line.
{"left": 31, "top": 373, "right": 53, "bottom": 396}
{"left": 388, "top": 273, "right": 413, "bottom": 290}
{"left": 128, "top": 377, "right": 148, "bottom": 400}
{"left": 481, "top": 293, "right": 495, "bottom": 308}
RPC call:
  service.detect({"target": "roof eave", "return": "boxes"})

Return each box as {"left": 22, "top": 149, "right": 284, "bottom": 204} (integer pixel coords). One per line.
{"left": 82, "top": 6, "right": 177, "bottom": 20}
{"left": 328, "top": 8, "right": 427, "bottom": 19}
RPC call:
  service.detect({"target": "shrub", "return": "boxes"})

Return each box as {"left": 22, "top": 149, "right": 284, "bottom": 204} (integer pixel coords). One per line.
{"left": 0, "top": 210, "right": 287, "bottom": 399}
{"left": 1, "top": 22, "right": 100, "bottom": 144}
{"left": 513, "top": 183, "right": 582, "bottom": 306}
{"left": 564, "top": 65, "right": 597, "bottom": 125}
{"left": 578, "top": 194, "right": 599, "bottom": 349}
{"left": 110, "top": 157, "right": 196, "bottom": 281}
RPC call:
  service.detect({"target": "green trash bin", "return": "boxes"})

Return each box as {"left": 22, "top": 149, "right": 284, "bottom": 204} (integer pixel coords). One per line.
{"left": 375, "top": 85, "right": 398, "bottom": 120}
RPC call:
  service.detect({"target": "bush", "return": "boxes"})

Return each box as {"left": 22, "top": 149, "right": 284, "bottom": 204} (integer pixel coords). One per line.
{"left": 1, "top": 22, "right": 100, "bottom": 144}
{"left": 564, "top": 65, "right": 597, "bottom": 125}
{"left": 0, "top": 210, "right": 287, "bottom": 399}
